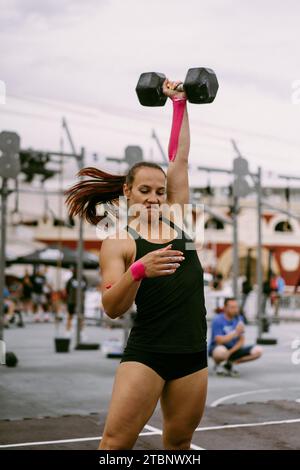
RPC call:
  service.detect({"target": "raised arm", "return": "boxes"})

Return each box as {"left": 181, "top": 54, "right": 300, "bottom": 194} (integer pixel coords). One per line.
{"left": 163, "top": 79, "right": 190, "bottom": 209}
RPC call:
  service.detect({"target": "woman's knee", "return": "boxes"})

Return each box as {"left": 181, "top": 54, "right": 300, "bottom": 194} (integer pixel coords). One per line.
{"left": 99, "top": 429, "right": 138, "bottom": 450}
{"left": 163, "top": 429, "right": 194, "bottom": 450}
{"left": 164, "top": 439, "right": 192, "bottom": 450}
{"left": 163, "top": 418, "right": 199, "bottom": 451}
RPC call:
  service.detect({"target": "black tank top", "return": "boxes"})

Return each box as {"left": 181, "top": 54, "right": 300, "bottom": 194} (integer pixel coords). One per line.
{"left": 124, "top": 216, "right": 207, "bottom": 353}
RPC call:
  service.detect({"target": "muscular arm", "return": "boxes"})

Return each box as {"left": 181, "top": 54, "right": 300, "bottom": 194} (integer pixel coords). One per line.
{"left": 167, "top": 107, "right": 190, "bottom": 208}
{"left": 100, "top": 238, "right": 140, "bottom": 319}
{"left": 172, "top": 105, "right": 190, "bottom": 163}
{"left": 164, "top": 80, "right": 190, "bottom": 208}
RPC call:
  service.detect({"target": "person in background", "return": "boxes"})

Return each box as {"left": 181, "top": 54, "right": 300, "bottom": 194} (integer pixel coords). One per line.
{"left": 65, "top": 266, "right": 88, "bottom": 333}
{"left": 21, "top": 270, "right": 33, "bottom": 317}
{"left": 210, "top": 271, "right": 224, "bottom": 313}
{"left": 270, "top": 273, "right": 285, "bottom": 323}
{"left": 42, "top": 277, "right": 53, "bottom": 323}
{"left": 51, "top": 289, "right": 64, "bottom": 324}
{"left": 30, "top": 267, "right": 48, "bottom": 322}
{"left": 211, "top": 271, "right": 223, "bottom": 291}
{"left": 3, "top": 285, "right": 15, "bottom": 327}
{"left": 239, "top": 276, "right": 252, "bottom": 324}
{"left": 209, "top": 297, "right": 263, "bottom": 377}
{"left": 5, "top": 278, "right": 24, "bottom": 327}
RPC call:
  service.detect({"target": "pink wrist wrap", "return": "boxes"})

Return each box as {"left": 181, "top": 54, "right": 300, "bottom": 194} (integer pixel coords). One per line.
{"left": 168, "top": 97, "right": 187, "bottom": 162}
{"left": 130, "top": 260, "right": 146, "bottom": 281}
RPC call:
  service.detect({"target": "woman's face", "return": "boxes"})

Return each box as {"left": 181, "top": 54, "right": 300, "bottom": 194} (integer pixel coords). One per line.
{"left": 124, "top": 167, "right": 167, "bottom": 222}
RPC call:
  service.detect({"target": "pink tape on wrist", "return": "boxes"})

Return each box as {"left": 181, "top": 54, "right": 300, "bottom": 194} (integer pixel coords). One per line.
{"left": 130, "top": 260, "right": 146, "bottom": 281}
{"left": 168, "top": 97, "right": 187, "bottom": 162}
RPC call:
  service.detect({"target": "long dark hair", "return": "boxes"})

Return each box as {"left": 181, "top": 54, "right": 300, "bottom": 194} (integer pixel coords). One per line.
{"left": 64, "top": 161, "right": 166, "bottom": 225}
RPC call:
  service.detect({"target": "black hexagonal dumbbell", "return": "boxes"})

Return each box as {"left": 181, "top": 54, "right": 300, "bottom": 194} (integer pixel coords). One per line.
{"left": 136, "top": 68, "right": 219, "bottom": 107}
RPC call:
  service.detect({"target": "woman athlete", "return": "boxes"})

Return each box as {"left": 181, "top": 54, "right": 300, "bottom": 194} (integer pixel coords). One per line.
{"left": 65, "top": 79, "right": 207, "bottom": 450}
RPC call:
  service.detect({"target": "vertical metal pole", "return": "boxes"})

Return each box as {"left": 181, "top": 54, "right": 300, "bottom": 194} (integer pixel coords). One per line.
{"left": 75, "top": 147, "right": 85, "bottom": 348}
{"left": 0, "top": 178, "right": 8, "bottom": 342}
{"left": 151, "top": 129, "right": 168, "bottom": 163}
{"left": 54, "top": 139, "right": 64, "bottom": 335}
{"left": 62, "top": 117, "right": 77, "bottom": 156}
{"left": 232, "top": 196, "right": 239, "bottom": 299}
{"left": 62, "top": 118, "right": 85, "bottom": 348}
{"left": 256, "top": 167, "right": 263, "bottom": 340}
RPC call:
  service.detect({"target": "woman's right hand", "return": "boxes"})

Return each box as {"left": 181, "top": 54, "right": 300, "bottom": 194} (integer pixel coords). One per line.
{"left": 138, "top": 244, "right": 185, "bottom": 278}
{"left": 162, "top": 79, "right": 186, "bottom": 101}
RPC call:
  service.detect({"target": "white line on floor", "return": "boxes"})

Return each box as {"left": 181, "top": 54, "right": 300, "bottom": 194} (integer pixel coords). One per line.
{"left": 210, "top": 387, "right": 300, "bottom": 407}
{"left": 0, "top": 431, "right": 157, "bottom": 449}
{"left": 144, "top": 424, "right": 205, "bottom": 450}
{"left": 3, "top": 417, "right": 298, "bottom": 449}
{"left": 195, "top": 418, "right": 300, "bottom": 432}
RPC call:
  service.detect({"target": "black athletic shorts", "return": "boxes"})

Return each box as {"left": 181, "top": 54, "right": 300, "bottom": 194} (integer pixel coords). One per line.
{"left": 67, "top": 303, "right": 76, "bottom": 316}
{"left": 227, "top": 345, "right": 254, "bottom": 361}
{"left": 120, "top": 347, "right": 208, "bottom": 381}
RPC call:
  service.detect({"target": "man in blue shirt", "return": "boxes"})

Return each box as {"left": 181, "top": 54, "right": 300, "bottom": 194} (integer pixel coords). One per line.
{"left": 209, "top": 297, "right": 263, "bottom": 376}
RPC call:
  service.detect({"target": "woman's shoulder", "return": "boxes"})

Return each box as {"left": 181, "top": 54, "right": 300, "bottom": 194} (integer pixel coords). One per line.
{"left": 101, "top": 226, "right": 134, "bottom": 244}
{"left": 100, "top": 227, "right": 136, "bottom": 267}
{"left": 100, "top": 227, "right": 135, "bottom": 254}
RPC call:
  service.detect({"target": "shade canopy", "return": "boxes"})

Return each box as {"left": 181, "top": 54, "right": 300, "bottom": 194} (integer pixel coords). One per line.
{"left": 7, "top": 244, "right": 99, "bottom": 270}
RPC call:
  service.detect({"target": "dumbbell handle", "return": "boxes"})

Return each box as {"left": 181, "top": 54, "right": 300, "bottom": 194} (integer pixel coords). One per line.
{"left": 173, "top": 83, "right": 184, "bottom": 92}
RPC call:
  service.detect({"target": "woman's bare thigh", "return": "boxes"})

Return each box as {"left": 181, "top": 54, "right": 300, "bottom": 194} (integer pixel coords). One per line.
{"left": 99, "top": 361, "right": 165, "bottom": 449}
{"left": 160, "top": 368, "right": 208, "bottom": 448}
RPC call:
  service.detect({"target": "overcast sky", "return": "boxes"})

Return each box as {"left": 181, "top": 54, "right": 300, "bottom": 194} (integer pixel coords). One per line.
{"left": 1, "top": 0, "right": 300, "bottom": 179}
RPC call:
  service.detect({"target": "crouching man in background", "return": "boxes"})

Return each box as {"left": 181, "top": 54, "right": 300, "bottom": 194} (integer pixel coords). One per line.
{"left": 209, "top": 297, "right": 263, "bottom": 377}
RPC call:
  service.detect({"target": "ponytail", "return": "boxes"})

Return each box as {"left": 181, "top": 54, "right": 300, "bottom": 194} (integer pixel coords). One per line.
{"left": 64, "top": 167, "right": 125, "bottom": 225}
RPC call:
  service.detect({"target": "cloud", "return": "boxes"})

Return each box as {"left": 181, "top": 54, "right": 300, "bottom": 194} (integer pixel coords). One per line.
{"left": 0, "top": 0, "right": 300, "bottom": 176}
{"left": 0, "top": 0, "right": 105, "bottom": 29}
